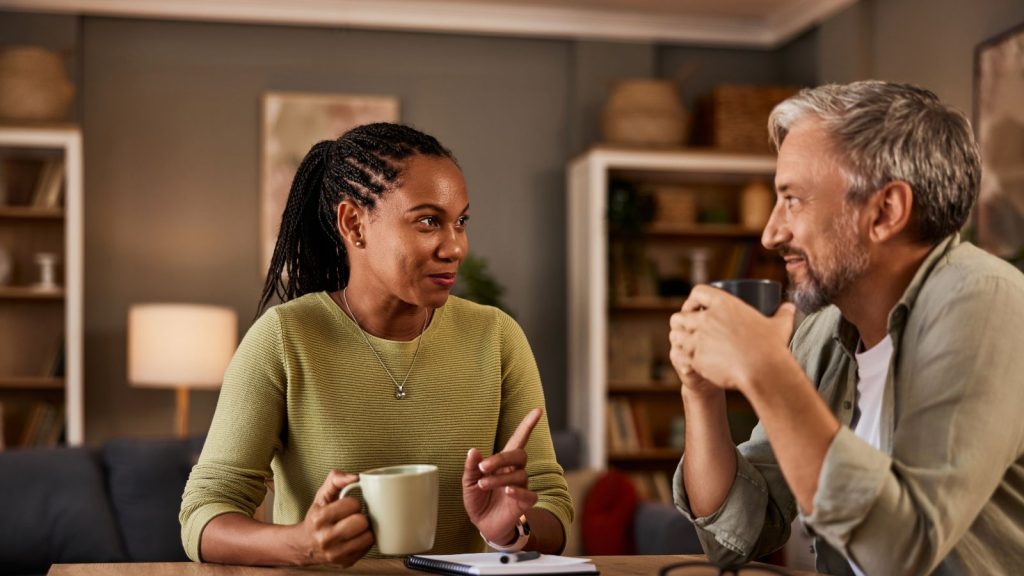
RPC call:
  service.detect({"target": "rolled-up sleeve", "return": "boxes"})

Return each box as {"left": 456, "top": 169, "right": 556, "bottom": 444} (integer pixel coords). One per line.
{"left": 673, "top": 424, "right": 797, "bottom": 566}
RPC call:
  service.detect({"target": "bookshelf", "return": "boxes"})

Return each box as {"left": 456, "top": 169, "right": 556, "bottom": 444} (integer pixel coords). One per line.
{"left": 567, "top": 146, "right": 781, "bottom": 499}
{"left": 0, "top": 124, "right": 83, "bottom": 449}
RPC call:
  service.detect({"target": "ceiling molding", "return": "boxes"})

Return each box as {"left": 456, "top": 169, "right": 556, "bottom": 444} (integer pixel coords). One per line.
{"left": 0, "top": 0, "right": 858, "bottom": 48}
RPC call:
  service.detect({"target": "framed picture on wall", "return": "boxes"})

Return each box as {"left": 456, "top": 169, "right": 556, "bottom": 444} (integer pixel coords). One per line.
{"left": 974, "top": 21, "right": 1024, "bottom": 261}
{"left": 260, "top": 92, "right": 400, "bottom": 276}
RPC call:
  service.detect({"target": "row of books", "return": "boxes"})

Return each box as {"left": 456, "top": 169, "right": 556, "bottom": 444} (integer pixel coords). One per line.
{"left": 718, "top": 242, "right": 756, "bottom": 279}
{"left": 605, "top": 397, "right": 654, "bottom": 452}
{"left": 0, "top": 401, "right": 64, "bottom": 450}
{"left": 28, "top": 158, "right": 66, "bottom": 209}
{"left": 628, "top": 471, "right": 674, "bottom": 505}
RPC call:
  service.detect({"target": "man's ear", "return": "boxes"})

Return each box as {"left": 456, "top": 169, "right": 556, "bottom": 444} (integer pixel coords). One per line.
{"left": 337, "top": 199, "right": 365, "bottom": 248}
{"left": 867, "top": 181, "right": 913, "bottom": 243}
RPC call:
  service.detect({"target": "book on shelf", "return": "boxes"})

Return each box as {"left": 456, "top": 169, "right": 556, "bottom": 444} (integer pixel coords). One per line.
{"left": 651, "top": 471, "right": 673, "bottom": 505}
{"left": 406, "top": 553, "right": 597, "bottom": 576}
{"left": 605, "top": 404, "right": 624, "bottom": 453}
{"left": 626, "top": 471, "right": 674, "bottom": 506}
{"left": 18, "top": 402, "right": 63, "bottom": 448}
{"left": 47, "top": 339, "right": 66, "bottom": 378}
{"left": 31, "top": 158, "right": 65, "bottom": 209}
{"left": 607, "top": 398, "right": 656, "bottom": 454}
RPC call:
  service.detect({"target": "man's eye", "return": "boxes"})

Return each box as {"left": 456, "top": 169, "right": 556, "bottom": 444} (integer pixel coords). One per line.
{"left": 457, "top": 215, "right": 470, "bottom": 227}
{"left": 784, "top": 195, "right": 799, "bottom": 207}
{"left": 418, "top": 216, "right": 439, "bottom": 226}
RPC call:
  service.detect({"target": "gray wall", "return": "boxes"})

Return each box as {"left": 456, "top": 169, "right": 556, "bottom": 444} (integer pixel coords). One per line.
{"left": 2, "top": 10, "right": 808, "bottom": 443}
{"left": 818, "top": 0, "right": 1024, "bottom": 114}
{"left": 80, "top": 17, "right": 573, "bottom": 440}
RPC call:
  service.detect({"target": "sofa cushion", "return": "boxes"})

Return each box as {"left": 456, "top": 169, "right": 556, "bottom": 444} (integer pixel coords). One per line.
{"left": 0, "top": 446, "right": 126, "bottom": 574}
{"left": 633, "top": 501, "right": 702, "bottom": 555}
{"left": 580, "top": 469, "right": 638, "bottom": 555}
{"left": 102, "top": 436, "right": 203, "bottom": 561}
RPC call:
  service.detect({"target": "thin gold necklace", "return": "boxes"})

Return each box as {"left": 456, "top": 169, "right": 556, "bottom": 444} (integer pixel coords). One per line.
{"left": 341, "top": 288, "right": 428, "bottom": 400}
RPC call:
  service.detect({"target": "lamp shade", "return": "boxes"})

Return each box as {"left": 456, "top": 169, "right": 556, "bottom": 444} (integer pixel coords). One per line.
{"left": 128, "top": 303, "right": 238, "bottom": 390}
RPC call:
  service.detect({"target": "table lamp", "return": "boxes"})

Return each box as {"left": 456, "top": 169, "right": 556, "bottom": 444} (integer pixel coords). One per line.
{"left": 128, "top": 303, "right": 238, "bottom": 437}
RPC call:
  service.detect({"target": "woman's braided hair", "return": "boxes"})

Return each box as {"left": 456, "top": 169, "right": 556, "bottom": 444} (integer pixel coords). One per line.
{"left": 257, "top": 122, "right": 455, "bottom": 316}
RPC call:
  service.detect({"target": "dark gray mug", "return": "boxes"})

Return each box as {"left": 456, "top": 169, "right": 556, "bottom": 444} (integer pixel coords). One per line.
{"left": 710, "top": 279, "right": 782, "bottom": 316}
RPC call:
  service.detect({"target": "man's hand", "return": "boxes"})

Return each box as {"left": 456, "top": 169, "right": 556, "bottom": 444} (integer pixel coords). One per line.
{"left": 463, "top": 408, "right": 542, "bottom": 546}
{"left": 670, "top": 285, "right": 796, "bottom": 395}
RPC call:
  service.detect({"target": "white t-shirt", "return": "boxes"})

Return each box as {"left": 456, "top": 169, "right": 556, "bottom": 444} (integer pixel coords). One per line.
{"left": 849, "top": 334, "right": 894, "bottom": 576}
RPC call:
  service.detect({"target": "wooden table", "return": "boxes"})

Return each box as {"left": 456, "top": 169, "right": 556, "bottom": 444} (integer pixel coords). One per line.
{"left": 49, "top": 556, "right": 822, "bottom": 575}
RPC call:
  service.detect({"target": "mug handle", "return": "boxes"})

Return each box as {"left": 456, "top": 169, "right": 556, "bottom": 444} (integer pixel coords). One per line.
{"left": 339, "top": 481, "right": 362, "bottom": 500}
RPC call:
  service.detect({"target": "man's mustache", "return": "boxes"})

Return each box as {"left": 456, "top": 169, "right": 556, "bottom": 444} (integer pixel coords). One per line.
{"left": 777, "top": 246, "right": 807, "bottom": 259}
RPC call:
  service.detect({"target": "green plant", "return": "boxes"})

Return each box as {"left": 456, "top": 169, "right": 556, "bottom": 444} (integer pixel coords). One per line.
{"left": 454, "top": 253, "right": 513, "bottom": 316}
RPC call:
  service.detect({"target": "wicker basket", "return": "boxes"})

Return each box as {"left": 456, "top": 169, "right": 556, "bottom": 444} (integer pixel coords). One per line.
{"left": 707, "top": 85, "right": 798, "bottom": 154}
{"left": 602, "top": 79, "right": 688, "bottom": 147}
{"left": 0, "top": 46, "right": 74, "bottom": 122}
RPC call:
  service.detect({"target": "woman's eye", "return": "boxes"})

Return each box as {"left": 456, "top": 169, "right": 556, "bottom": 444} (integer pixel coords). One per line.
{"left": 457, "top": 215, "right": 470, "bottom": 227}
{"left": 418, "top": 216, "right": 439, "bottom": 227}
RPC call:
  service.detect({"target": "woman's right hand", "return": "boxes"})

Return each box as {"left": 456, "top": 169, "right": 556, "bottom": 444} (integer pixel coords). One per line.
{"left": 292, "top": 470, "right": 374, "bottom": 567}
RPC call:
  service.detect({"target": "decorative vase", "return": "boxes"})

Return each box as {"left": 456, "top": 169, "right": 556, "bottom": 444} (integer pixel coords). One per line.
{"left": 0, "top": 46, "right": 75, "bottom": 122}
{"left": 740, "top": 178, "right": 774, "bottom": 229}
{"left": 602, "top": 79, "right": 688, "bottom": 147}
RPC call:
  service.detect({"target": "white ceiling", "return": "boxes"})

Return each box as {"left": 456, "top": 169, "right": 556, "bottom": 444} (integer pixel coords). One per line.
{"left": 0, "top": 0, "right": 858, "bottom": 48}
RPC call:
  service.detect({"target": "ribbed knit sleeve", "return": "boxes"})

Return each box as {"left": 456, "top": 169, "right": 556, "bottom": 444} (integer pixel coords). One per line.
{"left": 495, "top": 312, "right": 573, "bottom": 548}
{"left": 180, "top": 308, "right": 287, "bottom": 561}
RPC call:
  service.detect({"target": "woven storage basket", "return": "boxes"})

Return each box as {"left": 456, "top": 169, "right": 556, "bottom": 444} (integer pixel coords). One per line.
{"left": 0, "top": 46, "right": 74, "bottom": 121}
{"left": 602, "top": 79, "right": 688, "bottom": 147}
{"left": 709, "top": 85, "right": 798, "bottom": 154}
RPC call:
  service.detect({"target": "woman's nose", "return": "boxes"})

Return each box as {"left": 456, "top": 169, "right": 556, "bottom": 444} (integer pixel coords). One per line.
{"left": 438, "top": 228, "right": 466, "bottom": 261}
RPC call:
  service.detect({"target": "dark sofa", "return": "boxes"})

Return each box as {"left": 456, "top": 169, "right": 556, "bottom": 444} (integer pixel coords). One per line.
{"left": 0, "top": 436, "right": 204, "bottom": 576}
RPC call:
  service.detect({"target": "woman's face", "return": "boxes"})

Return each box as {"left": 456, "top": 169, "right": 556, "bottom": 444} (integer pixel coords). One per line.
{"left": 356, "top": 154, "right": 469, "bottom": 309}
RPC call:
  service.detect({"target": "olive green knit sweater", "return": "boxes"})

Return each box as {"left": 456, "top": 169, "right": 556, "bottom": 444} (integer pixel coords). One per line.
{"left": 180, "top": 293, "right": 572, "bottom": 562}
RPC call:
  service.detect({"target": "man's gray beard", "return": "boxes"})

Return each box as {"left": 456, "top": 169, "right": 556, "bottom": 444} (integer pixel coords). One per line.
{"left": 787, "top": 215, "right": 869, "bottom": 315}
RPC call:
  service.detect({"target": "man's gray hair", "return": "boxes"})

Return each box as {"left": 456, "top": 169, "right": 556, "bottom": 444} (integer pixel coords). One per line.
{"left": 768, "top": 80, "right": 981, "bottom": 245}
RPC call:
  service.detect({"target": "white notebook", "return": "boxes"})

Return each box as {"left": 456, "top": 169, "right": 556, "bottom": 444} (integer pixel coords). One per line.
{"left": 406, "top": 553, "right": 599, "bottom": 576}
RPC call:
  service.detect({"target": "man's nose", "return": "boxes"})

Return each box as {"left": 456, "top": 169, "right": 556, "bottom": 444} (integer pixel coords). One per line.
{"left": 761, "top": 200, "right": 791, "bottom": 251}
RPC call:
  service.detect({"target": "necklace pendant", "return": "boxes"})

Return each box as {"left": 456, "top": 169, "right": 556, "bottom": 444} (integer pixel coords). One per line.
{"left": 395, "top": 387, "right": 406, "bottom": 400}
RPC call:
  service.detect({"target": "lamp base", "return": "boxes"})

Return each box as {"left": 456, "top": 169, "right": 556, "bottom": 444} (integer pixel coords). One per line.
{"left": 176, "top": 386, "right": 190, "bottom": 438}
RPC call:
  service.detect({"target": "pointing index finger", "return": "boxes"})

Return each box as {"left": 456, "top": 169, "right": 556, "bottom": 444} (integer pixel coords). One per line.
{"left": 503, "top": 407, "right": 543, "bottom": 452}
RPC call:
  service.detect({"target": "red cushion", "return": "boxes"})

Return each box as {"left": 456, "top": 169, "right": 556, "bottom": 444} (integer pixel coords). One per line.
{"left": 580, "top": 469, "right": 638, "bottom": 554}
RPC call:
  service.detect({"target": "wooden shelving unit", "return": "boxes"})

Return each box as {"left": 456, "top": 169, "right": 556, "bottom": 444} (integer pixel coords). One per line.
{"left": 567, "top": 146, "right": 780, "bottom": 493}
{"left": 0, "top": 124, "right": 83, "bottom": 449}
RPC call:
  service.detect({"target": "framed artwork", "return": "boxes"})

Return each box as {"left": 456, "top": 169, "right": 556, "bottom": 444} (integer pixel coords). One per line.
{"left": 260, "top": 92, "right": 400, "bottom": 274}
{"left": 974, "top": 22, "right": 1024, "bottom": 260}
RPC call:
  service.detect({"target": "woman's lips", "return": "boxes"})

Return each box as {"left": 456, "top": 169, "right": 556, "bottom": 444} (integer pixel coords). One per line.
{"left": 430, "top": 273, "right": 456, "bottom": 288}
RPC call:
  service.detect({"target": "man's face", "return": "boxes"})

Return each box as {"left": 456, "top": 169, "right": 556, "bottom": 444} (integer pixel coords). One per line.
{"left": 763, "top": 119, "right": 870, "bottom": 313}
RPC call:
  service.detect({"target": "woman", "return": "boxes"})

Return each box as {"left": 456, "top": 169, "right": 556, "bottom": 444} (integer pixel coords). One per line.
{"left": 179, "top": 123, "right": 571, "bottom": 566}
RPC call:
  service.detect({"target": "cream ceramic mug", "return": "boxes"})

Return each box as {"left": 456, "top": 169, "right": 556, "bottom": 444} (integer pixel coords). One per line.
{"left": 339, "top": 464, "right": 439, "bottom": 555}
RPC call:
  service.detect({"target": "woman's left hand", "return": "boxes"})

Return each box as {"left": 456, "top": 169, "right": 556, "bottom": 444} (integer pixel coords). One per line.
{"left": 463, "top": 408, "right": 543, "bottom": 546}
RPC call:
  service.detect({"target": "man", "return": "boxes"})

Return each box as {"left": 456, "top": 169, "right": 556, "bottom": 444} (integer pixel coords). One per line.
{"left": 669, "top": 80, "right": 1024, "bottom": 575}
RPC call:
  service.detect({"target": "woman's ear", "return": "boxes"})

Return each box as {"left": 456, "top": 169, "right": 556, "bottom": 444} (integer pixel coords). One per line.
{"left": 337, "top": 199, "right": 365, "bottom": 248}
{"left": 868, "top": 181, "right": 913, "bottom": 243}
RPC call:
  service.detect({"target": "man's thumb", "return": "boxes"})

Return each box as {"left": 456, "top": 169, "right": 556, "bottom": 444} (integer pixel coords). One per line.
{"left": 774, "top": 302, "right": 797, "bottom": 333}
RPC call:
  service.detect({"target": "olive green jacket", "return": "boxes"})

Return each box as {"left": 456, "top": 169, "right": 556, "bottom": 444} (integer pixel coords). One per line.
{"left": 674, "top": 235, "right": 1024, "bottom": 575}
